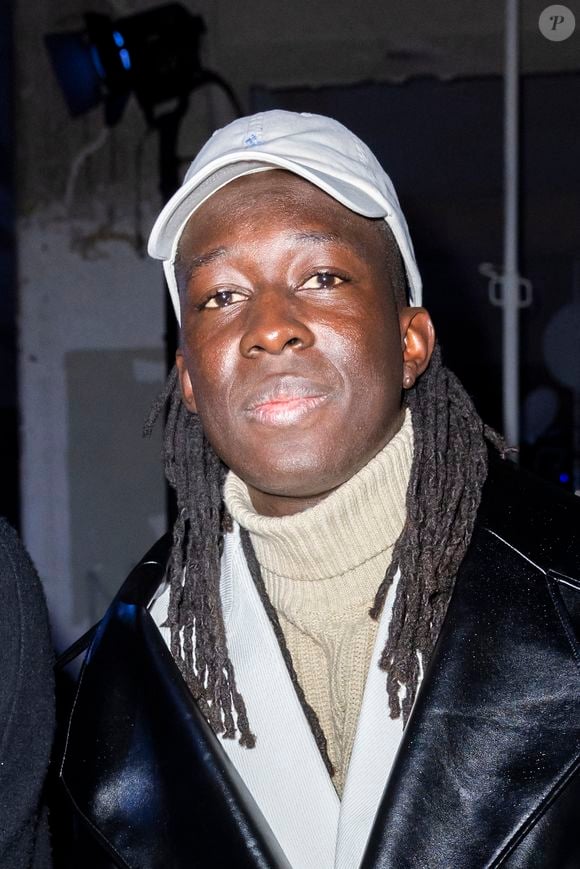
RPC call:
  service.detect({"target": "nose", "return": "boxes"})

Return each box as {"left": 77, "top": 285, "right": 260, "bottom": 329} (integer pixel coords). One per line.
{"left": 239, "top": 291, "right": 315, "bottom": 357}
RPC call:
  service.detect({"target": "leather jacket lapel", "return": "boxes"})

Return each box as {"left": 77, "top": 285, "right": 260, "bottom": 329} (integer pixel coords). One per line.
{"left": 60, "top": 543, "right": 291, "bottom": 869}
{"left": 360, "top": 525, "right": 580, "bottom": 868}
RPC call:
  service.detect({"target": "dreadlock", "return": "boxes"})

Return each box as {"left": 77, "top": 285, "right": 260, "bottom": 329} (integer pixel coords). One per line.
{"left": 144, "top": 369, "right": 255, "bottom": 748}
{"left": 145, "top": 349, "right": 503, "bottom": 745}
{"left": 369, "top": 345, "right": 504, "bottom": 722}
{"left": 144, "top": 219, "right": 504, "bottom": 749}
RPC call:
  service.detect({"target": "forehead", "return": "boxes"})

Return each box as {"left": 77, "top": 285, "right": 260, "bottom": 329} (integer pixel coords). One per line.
{"left": 176, "top": 169, "right": 386, "bottom": 258}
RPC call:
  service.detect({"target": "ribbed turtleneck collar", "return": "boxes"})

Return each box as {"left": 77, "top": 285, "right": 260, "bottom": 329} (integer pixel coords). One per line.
{"left": 224, "top": 410, "right": 413, "bottom": 583}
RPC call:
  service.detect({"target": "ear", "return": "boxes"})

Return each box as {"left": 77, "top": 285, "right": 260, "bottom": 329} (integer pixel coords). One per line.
{"left": 399, "top": 307, "right": 436, "bottom": 390}
{"left": 175, "top": 349, "right": 197, "bottom": 413}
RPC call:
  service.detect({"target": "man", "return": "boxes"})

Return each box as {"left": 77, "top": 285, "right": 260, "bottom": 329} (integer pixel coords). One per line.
{"left": 60, "top": 111, "right": 580, "bottom": 868}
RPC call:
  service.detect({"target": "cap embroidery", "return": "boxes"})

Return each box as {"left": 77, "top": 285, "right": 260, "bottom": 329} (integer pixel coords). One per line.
{"left": 244, "top": 132, "right": 262, "bottom": 148}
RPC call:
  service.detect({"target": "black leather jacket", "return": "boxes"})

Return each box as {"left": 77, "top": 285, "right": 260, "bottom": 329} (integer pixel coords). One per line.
{"left": 60, "top": 457, "right": 580, "bottom": 868}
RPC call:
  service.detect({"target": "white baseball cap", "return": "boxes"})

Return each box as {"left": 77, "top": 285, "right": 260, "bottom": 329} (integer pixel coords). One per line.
{"left": 148, "top": 110, "right": 422, "bottom": 323}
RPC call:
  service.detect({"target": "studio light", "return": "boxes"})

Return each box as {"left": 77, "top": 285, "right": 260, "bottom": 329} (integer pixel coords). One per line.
{"left": 45, "top": 3, "right": 208, "bottom": 126}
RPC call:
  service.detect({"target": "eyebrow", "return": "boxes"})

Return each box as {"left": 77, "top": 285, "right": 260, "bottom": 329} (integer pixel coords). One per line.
{"left": 291, "top": 231, "right": 341, "bottom": 245}
{"left": 175, "top": 246, "right": 227, "bottom": 288}
{"left": 175, "top": 230, "right": 348, "bottom": 288}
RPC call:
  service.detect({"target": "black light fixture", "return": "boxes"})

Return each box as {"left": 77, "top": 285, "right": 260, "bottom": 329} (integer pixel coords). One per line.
{"left": 45, "top": 2, "right": 240, "bottom": 197}
{"left": 45, "top": 3, "right": 237, "bottom": 128}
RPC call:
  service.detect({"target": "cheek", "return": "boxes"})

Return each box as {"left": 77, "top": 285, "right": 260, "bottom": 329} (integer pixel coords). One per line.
{"left": 318, "top": 310, "right": 402, "bottom": 395}
{"left": 182, "top": 318, "right": 237, "bottom": 382}
{"left": 180, "top": 332, "right": 237, "bottom": 424}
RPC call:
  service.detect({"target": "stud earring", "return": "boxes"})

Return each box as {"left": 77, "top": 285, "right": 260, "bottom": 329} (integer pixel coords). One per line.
{"left": 403, "top": 369, "right": 414, "bottom": 389}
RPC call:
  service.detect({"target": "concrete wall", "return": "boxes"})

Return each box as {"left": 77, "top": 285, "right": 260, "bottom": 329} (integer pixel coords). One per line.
{"left": 18, "top": 207, "right": 166, "bottom": 645}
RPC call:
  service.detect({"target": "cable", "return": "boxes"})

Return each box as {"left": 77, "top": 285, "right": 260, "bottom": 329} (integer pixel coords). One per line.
{"left": 64, "top": 125, "right": 109, "bottom": 213}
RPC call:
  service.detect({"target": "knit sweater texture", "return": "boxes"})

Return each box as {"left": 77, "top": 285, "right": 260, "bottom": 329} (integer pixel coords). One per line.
{"left": 224, "top": 411, "right": 413, "bottom": 795}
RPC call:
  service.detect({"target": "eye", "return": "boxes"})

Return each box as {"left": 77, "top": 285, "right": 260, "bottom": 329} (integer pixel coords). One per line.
{"left": 301, "top": 272, "right": 345, "bottom": 289}
{"left": 198, "top": 289, "right": 246, "bottom": 310}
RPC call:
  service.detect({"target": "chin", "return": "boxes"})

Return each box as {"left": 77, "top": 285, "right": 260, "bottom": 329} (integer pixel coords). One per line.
{"left": 235, "top": 451, "right": 350, "bottom": 500}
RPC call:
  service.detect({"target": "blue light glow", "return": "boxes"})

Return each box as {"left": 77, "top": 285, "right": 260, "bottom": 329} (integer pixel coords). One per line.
{"left": 113, "top": 30, "right": 125, "bottom": 47}
{"left": 559, "top": 472, "right": 570, "bottom": 483}
{"left": 90, "top": 45, "right": 105, "bottom": 79}
{"left": 119, "top": 48, "right": 131, "bottom": 70}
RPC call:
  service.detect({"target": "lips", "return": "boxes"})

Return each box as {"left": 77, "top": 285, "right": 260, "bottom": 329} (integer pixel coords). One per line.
{"left": 243, "top": 375, "right": 333, "bottom": 426}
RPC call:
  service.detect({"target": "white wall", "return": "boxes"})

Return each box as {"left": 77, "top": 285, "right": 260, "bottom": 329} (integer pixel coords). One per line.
{"left": 18, "top": 205, "right": 166, "bottom": 646}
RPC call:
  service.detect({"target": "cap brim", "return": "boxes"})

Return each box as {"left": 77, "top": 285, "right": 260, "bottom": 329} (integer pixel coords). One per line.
{"left": 148, "top": 151, "right": 390, "bottom": 262}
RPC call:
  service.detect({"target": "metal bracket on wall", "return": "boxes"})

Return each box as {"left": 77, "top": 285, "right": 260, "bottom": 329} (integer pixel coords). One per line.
{"left": 479, "top": 262, "right": 533, "bottom": 308}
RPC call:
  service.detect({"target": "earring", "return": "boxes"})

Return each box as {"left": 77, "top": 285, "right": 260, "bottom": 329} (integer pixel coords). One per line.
{"left": 403, "top": 368, "right": 414, "bottom": 389}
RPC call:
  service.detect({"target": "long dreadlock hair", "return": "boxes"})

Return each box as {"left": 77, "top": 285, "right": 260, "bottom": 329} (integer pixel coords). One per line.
{"left": 144, "top": 223, "right": 504, "bottom": 754}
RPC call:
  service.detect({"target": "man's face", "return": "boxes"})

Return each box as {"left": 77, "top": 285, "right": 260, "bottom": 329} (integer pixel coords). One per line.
{"left": 175, "top": 170, "right": 429, "bottom": 516}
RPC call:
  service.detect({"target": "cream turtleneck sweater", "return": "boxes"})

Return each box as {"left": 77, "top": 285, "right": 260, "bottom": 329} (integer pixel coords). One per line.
{"left": 224, "top": 411, "right": 413, "bottom": 796}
